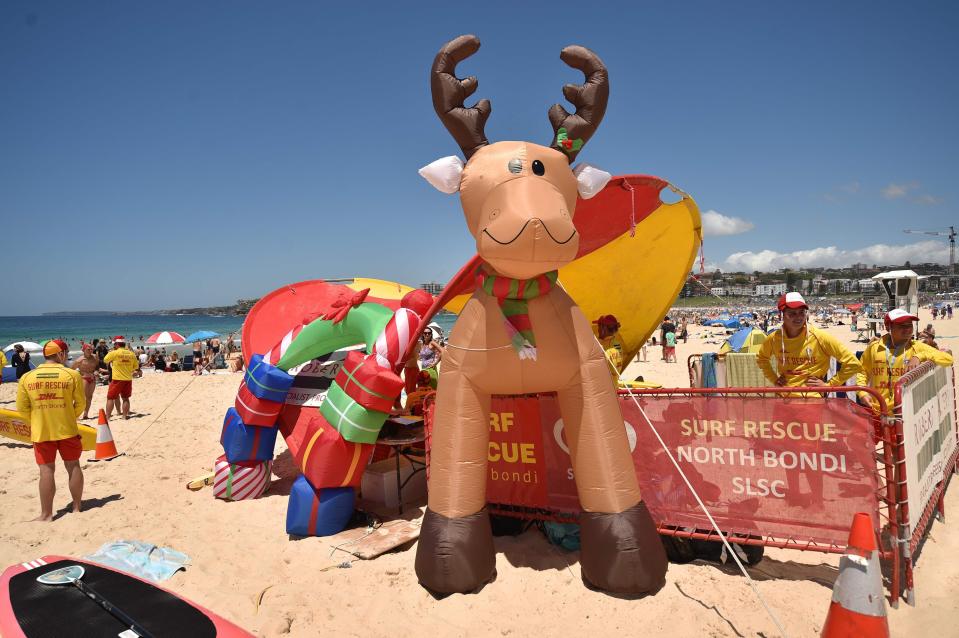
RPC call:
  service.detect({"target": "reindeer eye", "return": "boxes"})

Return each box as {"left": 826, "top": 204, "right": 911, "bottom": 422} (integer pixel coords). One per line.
{"left": 507, "top": 158, "right": 523, "bottom": 174}
{"left": 532, "top": 160, "right": 545, "bottom": 176}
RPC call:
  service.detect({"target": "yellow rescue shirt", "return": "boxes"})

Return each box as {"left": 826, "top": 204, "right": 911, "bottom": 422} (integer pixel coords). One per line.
{"left": 104, "top": 347, "right": 139, "bottom": 381}
{"left": 16, "top": 362, "right": 85, "bottom": 442}
{"left": 757, "top": 325, "right": 862, "bottom": 388}
{"left": 856, "top": 336, "right": 954, "bottom": 413}
{"left": 600, "top": 332, "right": 625, "bottom": 383}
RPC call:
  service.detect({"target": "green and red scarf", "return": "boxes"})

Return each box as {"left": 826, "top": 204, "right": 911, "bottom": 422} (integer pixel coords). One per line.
{"left": 477, "top": 267, "right": 558, "bottom": 360}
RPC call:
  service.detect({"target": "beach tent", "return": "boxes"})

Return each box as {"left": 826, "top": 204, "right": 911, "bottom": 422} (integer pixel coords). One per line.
{"left": 2, "top": 342, "right": 42, "bottom": 383}
{"left": 719, "top": 326, "right": 767, "bottom": 353}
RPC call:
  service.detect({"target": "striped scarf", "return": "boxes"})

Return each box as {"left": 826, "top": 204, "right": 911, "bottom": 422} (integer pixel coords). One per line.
{"left": 477, "top": 268, "right": 558, "bottom": 360}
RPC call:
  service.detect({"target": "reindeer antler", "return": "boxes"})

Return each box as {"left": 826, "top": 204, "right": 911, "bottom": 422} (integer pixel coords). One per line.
{"left": 548, "top": 46, "right": 609, "bottom": 164}
{"left": 431, "top": 35, "right": 491, "bottom": 160}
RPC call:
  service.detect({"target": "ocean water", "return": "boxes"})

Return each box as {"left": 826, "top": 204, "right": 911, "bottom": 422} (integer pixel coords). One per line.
{"left": 0, "top": 315, "right": 245, "bottom": 351}
{"left": 0, "top": 311, "right": 459, "bottom": 353}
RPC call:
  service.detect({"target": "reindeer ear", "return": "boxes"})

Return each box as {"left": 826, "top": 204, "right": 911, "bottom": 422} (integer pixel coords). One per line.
{"left": 573, "top": 163, "right": 612, "bottom": 199}
{"left": 418, "top": 156, "right": 465, "bottom": 194}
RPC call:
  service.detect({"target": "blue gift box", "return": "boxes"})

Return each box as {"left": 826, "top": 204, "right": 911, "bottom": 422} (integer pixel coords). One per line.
{"left": 220, "top": 408, "right": 278, "bottom": 463}
{"left": 244, "top": 354, "right": 295, "bottom": 403}
{"left": 286, "top": 475, "right": 355, "bottom": 537}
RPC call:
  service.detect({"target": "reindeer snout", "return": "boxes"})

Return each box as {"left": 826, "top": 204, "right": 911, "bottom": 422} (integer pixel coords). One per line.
{"left": 475, "top": 177, "right": 580, "bottom": 279}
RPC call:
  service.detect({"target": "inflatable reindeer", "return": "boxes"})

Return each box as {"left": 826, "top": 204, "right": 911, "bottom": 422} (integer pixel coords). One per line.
{"left": 415, "top": 35, "right": 667, "bottom": 595}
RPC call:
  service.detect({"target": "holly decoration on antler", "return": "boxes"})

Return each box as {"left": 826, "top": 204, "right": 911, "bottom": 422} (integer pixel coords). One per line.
{"left": 554, "top": 128, "right": 583, "bottom": 155}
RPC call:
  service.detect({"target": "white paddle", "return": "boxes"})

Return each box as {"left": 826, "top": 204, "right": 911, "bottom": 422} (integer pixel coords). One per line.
{"left": 36, "top": 565, "right": 155, "bottom": 638}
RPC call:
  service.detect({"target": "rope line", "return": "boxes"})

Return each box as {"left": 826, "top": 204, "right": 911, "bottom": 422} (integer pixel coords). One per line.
{"left": 599, "top": 338, "right": 789, "bottom": 638}
{"left": 124, "top": 374, "right": 198, "bottom": 454}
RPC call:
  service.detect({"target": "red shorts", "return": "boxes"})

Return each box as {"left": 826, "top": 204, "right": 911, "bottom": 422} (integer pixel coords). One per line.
{"left": 107, "top": 380, "right": 133, "bottom": 399}
{"left": 34, "top": 436, "right": 82, "bottom": 465}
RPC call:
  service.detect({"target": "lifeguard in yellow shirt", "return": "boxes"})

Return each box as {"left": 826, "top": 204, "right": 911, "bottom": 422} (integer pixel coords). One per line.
{"left": 103, "top": 336, "right": 139, "bottom": 420}
{"left": 757, "top": 292, "right": 862, "bottom": 391}
{"left": 593, "top": 314, "right": 626, "bottom": 384}
{"left": 857, "top": 309, "right": 953, "bottom": 414}
{"left": 16, "top": 339, "right": 86, "bottom": 522}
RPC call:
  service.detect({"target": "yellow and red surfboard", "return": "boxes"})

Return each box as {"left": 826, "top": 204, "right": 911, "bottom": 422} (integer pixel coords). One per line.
{"left": 0, "top": 408, "right": 97, "bottom": 451}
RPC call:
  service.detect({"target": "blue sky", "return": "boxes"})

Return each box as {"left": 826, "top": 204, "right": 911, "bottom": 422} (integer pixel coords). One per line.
{"left": 2, "top": 2, "right": 956, "bottom": 314}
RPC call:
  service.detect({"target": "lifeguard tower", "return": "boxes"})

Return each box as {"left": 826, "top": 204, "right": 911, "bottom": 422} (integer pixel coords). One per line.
{"left": 872, "top": 269, "right": 920, "bottom": 315}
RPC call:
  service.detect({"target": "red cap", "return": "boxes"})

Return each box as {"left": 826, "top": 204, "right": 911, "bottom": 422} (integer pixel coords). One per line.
{"left": 43, "top": 339, "right": 69, "bottom": 357}
{"left": 113, "top": 335, "right": 126, "bottom": 343}
{"left": 777, "top": 292, "right": 808, "bottom": 311}
{"left": 884, "top": 308, "right": 919, "bottom": 328}
{"left": 592, "top": 314, "right": 620, "bottom": 326}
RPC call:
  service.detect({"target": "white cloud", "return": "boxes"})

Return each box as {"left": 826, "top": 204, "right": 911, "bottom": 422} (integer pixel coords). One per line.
{"left": 723, "top": 240, "right": 948, "bottom": 272}
{"left": 881, "top": 181, "right": 919, "bottom": 199}
{"left": 701, "top": 210, "right": 754, "bottom": 237}
{"left": 839, "top": 181, "right": 861, "bottom": 194}
{"left": 915, "top": 194, "right": 943, "bottom": 205}
{"left": 823, "top": 181, "right": 861, "bottom": 203}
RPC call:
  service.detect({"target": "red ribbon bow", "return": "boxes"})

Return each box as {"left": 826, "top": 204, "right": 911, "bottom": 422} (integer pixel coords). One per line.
{"left": 321, "top": 288, "right": 370, "bottom": 324}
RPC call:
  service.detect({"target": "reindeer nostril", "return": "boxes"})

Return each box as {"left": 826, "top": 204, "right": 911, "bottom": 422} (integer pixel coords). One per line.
{"left": 489, "top": 209, "right": 500, "bottom": 220}
{"left": 560, "top": 209, "right": 569, "bottom": 219}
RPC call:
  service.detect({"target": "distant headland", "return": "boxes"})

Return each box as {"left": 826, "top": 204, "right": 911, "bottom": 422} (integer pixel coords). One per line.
{"left": 42, "top": 298, "right": 260, "bottom": 317}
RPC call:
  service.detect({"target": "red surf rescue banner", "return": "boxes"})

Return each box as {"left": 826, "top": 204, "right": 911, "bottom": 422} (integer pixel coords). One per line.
{"left": 484, "top": 394, "right": 879, "bottom": 546}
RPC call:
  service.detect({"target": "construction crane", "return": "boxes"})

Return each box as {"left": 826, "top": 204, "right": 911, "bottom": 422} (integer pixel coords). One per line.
{"left": 904, "top": 226, "right": 956, "bottom": 272}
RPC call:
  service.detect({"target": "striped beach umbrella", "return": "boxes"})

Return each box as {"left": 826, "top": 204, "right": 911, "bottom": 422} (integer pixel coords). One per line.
{"left": 146, "top": 331, "right": 187, "bottom": 345}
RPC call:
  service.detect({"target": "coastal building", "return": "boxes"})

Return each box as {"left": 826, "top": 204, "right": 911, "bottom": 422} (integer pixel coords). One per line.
{"left": 420, "top": 282, "right": 444, "bottom": 295}
{"left": 755, "top": 283, "right": 787, "bottom": 297}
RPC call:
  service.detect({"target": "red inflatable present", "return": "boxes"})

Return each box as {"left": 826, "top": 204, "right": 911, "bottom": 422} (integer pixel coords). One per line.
{"left": 292, "top": 415, "right": 374, "bottom": 488}
{"left": 213, "top": 454, "right": 272, "bottom": 501}
{"left": 334, "top": 351, "right": 404, "bottom": 413}
{"left": 235, "top": 381, "right": 283, "bottom": 426}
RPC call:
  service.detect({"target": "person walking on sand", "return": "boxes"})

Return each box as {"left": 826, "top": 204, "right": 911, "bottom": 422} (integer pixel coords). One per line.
{"left": 857, "top": 309, "right": 953, "bottom": 414}
{"left": 757, "top": 292, "right": 862, "bottom": 390}
{"left": 71, "top": 343, "right": 99, "bottom": 420}
{"left": 103, "top": 336, "right": 138, "bottom": 420}
{"left": 16, "top": 340, "right": 86, "bottom": 522}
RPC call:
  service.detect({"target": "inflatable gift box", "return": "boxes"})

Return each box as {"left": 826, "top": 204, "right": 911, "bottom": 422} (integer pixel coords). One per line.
{"left": 220, "top": 408, "right": 278, "bottom": 463}
{"left": 213, "top": 455, "right": 272, "bottom": 501}
{"left": 334, "top": 351, "right": 405, "bottom": 414}
{"left": 293, "top": 415, "right": 373, "bottom": 488}
{"left": 234, "top": 381, "right": 283, "bottom": 426}
{"left": 318, "top": 383, "right": 389, "bottom": 445}
{"left": 244, "top": 354, "right": 295, "bottom": 403}
{"left": 286, "top": 475, "right": 355, "bottom": 537}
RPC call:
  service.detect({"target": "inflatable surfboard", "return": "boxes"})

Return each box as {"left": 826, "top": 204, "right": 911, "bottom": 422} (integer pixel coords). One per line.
{"left": 0, "top": 556, "right": 252, "bottom": 637}
{"left": 0, "top": 409, "right": 97, "bottom": 451}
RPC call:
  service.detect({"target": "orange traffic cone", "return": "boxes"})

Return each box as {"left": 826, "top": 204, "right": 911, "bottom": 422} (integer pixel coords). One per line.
{"left": 821, "top": 513, "right": 889, "bottom": 637}
{"left": 93, "top": 409, "right": 120, "bottom": 461}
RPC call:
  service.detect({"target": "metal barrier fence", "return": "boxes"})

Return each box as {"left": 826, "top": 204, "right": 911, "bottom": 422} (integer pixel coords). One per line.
{"left": 422, "top": 383, "right": 913, "bottom": 604}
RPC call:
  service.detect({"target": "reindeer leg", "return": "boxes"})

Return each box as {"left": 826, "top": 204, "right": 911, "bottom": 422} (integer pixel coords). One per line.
{"left": 555, "top": 318, "right": 667, "bottom": 595}
{"left": 415, "top": 330, "right": 495, "bottom": 594}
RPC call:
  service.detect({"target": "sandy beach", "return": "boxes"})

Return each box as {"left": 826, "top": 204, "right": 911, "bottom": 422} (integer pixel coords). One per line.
{"left": 1, "top": 308, "right": 956, "bottom": 637}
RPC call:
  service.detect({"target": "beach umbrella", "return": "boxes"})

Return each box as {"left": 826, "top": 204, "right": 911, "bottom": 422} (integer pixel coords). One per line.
{"left": 182, "top": 330, "right": 219, "bottom": 343}
{"left": 145, "top": 331, "right": 186, "bottom": 345}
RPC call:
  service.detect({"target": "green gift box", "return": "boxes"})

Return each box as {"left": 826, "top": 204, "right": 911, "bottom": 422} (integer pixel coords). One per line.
{"left": 318, "top": 382, "right": 389, "bottom": 444}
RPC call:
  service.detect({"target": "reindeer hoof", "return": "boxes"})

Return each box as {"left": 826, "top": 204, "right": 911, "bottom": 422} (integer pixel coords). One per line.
{"left": 579, "top": 501, "right": 667, "bottom": 595}
{"left": 415, "top": 507, "right": 496, "bottom": 595}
